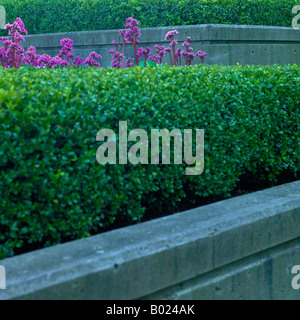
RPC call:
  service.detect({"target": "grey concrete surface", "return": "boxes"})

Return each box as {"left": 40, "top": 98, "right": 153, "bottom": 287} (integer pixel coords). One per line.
{"left": 0, "top": 181, "right": 300, "bottom": 300}
{"left": 143, "top": 239, "right": 300, "bottom": 300}
{"left": 2, "top": 24, "right": 300, "bottom": 67}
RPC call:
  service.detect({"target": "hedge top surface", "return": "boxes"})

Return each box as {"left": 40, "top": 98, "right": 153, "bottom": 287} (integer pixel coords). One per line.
{"left": 0, "top": 0, "right": 298, "bottom": 36}
{"left": 0, "top": 64, "right": 299, "bottom": 259}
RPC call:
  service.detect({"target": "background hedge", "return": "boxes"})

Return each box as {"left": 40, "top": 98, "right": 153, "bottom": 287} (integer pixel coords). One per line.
{"left": 0, "top": 64, "right": 299, "bottom": 258}
{"left": 0, "top": 0, "right": 298, "bottom": 36}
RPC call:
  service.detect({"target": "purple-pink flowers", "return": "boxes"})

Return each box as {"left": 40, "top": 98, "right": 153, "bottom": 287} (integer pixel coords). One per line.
{"left": 165, "top": 30, "right": 180, "bottom": 66}
{"left": 0, "top": 18, "right": 104, "bottom": 69}
{"left": 58, "top": 38, "right": 74, "bottom": 64}
{"left": 196, "top": 51, "right": 207, "bottom": 64}
{"left": 108, "top": 40, "right": 125, "bottom": 69}
{"left": 1, "top": 17, "right": 207, "bottom": 70}
{"left": 73, "top": 56, "right": 84, "bottom": 67}
{"left": 123, "top": 17, "right": 141, "bottom": 66}
{"left": 109, "top": 47, "right": 124, "bottom": 69}
{"left": 137, "top": 47, "right": 152, "bottom": 67}
{"left": 1, "top": 17, "right": 28, "bottom": 68}
{"left": 143, "top": 45, "right": 169, "bottom": 65}
{"left": 163, "top": 32, "right": 207, "bottom": 66}
{"left": 108, "top": 20, "right": 208, "bottom": 69}
{"left": 165, "top": 30, "right": 179, "bottom": 41}
{"left": 84, "top": 52, "right": 103, "bottom": 68}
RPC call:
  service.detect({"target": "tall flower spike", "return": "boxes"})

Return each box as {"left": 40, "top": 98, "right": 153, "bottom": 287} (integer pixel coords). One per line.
{"left": 165, "top": 30, "right": 179, "bottom": 65}
{"left": 123, "top": 17, "right": 141, "bottom": 66}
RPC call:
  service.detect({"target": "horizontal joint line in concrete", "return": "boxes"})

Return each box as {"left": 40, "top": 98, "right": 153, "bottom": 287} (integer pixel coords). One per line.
{"left": 140, "top": 236, "right": 300, "bottom": 300}
{"left": 28, "top": 40, "right": 300, "bottom": 51}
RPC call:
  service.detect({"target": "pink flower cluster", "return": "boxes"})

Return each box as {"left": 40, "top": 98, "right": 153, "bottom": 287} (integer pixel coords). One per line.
{"left": 165, "top": 30, "right": 179, "bottom": 41}
{"left": 137, "top": 47, "right": 152, "bottom": 67}
{"left": 0, "top": 18, "right": 103, "bottom": 69}
{"left": 0, "top": 17, "right": 207, "bottom": 70}
{"left": 108, "top": 41, "right": 124, "bottom": 68}
{"left": 124, "top": 17, "right": 141, "bottom": 44}
{"left": 163, "top": 32, "right": 207, "bottom": 66}
{"left": 58, "top": 38, "right": 74, "bottom": 61}
{"left": 0, "top": 18, "right": 27, "bottom": 68}
{"left": 120, "top": 17, "right": 142, "bottom": 66}
{"left": 109, "top": 18, "right": 207, "bottom": 68}
{"left": 84, "top": 52, "right": 103, "bottom": 68}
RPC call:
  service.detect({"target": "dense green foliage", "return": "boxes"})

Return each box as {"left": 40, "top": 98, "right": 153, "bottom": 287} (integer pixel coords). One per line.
{"left": 0, "top": 65, "right": 299, "bottom": 258}
{"left": 0, "top": 0, "right": 298, "bottom": 36}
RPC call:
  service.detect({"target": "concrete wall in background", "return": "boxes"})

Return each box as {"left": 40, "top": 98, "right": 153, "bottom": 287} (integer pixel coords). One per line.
{"left": 8, "top": 24, "right": 300, "bottom": 67}
{"left": 1, "top": 181, "right": 300, "bottom": 300}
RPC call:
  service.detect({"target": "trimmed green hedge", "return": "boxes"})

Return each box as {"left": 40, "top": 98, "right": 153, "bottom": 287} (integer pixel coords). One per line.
{"left": 0, "top": 0, "right": 298, "bottom": 36}
{"left": 0, "top": 64, "right": 300, "bottom": 258}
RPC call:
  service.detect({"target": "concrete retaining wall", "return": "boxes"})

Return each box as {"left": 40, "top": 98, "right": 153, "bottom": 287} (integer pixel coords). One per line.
{"left": 4, "top": 24, "right": 300, "bottom": 67}
{"left": 1, "top": 181, "right": 300, "bottom": 300}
